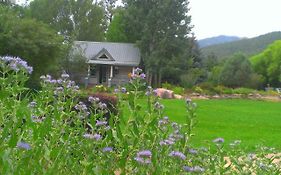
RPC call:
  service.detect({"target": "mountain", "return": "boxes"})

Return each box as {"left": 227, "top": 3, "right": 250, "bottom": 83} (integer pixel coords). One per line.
{"left": 198, "top": 35, "right": 241, "bottom": 48}
{"left": 201, "top": 31, "right": 281, "bottom": 59}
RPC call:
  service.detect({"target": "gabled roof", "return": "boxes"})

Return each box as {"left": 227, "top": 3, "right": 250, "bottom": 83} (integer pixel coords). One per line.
{"left": 74, "top": 41, "right": 141, "bottom": 66}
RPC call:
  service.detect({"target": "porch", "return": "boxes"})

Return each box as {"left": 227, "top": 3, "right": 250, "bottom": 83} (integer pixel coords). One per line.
{"left": 85, "top": 64, "right": 134, "bottom": 87}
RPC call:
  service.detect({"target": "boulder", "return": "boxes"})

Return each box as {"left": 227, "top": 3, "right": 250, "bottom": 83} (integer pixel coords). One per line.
{"left": 156, "top": 88, "right": 174, "bottom": 99}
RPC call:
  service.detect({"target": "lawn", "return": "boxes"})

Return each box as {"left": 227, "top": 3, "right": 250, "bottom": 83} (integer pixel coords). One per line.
{"left": 130, "top": 98, "right": 281, "bottom": 151}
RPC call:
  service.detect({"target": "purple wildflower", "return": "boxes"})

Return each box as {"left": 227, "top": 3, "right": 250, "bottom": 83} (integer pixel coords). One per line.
{"left": 154, "top": 102, "right": 164, "bottom": 110}
{"left": 96, "top": 120, "right": 107, "bottom": 126}
{"left": 83, "top": 133, "right": 102, "bottom": 141}
{"left": 137, "top": 150, "right": 152, "bottom": 157}
{"left": 140, "top": 73, "right": 146, "bottom": 79}
{"left": 133, "top": 68, "right": 142, "bottom": 74}
{"left": 61, "top": 72, "right": 70, "bottom": 79}
{"left": 31, "top": 115, "right": 45, "bottom": 123}
{"left": 121, "top": 87, "right": 126, "bottom": 93}
{"left": 75, "top": 102, "right": 88, "bottom": 111}
{"left": 186, "top": 98, "right": 192, "bottom": 104}
{"left": 114, "top": 88, "right": 119, "bottom": 93}
{"left": 160, "top": 139, "right": 175, "bottom": 146}
{"left": 98, "top": 102, "right": 107, "bottom": 110}
{"left": 169, "top": 151, "right": 186, "bottom": 160}
{"left": 102, "top": 147, "right": 113, "bottom": 152}
{"left": 29, "top": 101, "right": 37, "bottom": 108}
{"left": 213, "top": 137, "right": 224, "bottom": 143}
{"left": 17, "top": 141, "right": 31, "bottom": 150}
{"left": 183, "top": 166, "right": 205, "bottom": 173}
{"left": 88, "top": 96, "right": 100, "bottom": 103}
{"left": 188, "top": 148, "right": 198, "bottom": 155}
{"left": 134, "top": 157, "right": 151, "bottom": 164}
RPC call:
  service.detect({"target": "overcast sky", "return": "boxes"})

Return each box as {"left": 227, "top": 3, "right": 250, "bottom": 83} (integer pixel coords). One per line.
{"left": 189, "top": 0, "right": 281, "bottom": 39}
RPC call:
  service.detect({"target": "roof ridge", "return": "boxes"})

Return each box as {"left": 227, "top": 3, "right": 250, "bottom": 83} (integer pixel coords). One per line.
{"left": 74, "top": 41, "right": 136, "bottom": 45}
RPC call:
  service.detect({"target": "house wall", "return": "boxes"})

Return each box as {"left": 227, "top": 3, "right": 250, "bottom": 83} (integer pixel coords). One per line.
{"left": 111, "top": 66, "right": 132, "bottom": 86}
{"left": 88, "top": 65, "right": 133, "bottom": 86}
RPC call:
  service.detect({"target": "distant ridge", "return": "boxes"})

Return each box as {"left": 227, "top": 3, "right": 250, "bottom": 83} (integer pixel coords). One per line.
{"left": 198, "top": 35, "right": 241, "bottom": 48}
{"left": 201, "top": 31, "right": 281, "bottom": 59}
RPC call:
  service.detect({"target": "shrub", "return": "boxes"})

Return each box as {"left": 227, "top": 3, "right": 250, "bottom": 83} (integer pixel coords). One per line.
{"left": 232, "top": 88, "right": 255, "bottom": 95}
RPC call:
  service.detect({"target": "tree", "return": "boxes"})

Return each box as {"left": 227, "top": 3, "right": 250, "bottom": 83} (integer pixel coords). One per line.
{"left": 123, "top": 0, "right": 196, "bottom": 87}
{"left": 0, "top": 6, "right": 65, "bottom": 88}
{"left": 219, "top": 54, "right": 253, "bottom": 88}
{"left": 251, "top": 40, "right": 281, "bottom": 87}
{"left": 106, "top": 8, "right": 129, "bottom": 42}
{"left": 28, "top": 0, "right": 105, "bottom": 41}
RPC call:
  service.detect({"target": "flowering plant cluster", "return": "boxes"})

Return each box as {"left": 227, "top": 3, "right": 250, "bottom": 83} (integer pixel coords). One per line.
{"left": 0, "top": 56, "right": 280, "bottom": 174}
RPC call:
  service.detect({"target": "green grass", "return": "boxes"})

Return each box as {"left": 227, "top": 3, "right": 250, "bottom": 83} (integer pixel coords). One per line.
{"left": 125, "top": 99, "right": 281, "bottom": 151}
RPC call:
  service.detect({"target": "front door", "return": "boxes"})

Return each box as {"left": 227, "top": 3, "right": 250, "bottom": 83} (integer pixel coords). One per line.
{"left": 99, "top": 65, "right": 107, "bottom": 84}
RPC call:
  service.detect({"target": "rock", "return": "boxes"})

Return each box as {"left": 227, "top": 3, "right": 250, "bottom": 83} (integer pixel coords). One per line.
{"left": 174, "top": 94, "right": 183, "bottom": 99}
{"left": 156, "top": 88, "right": 174, "bottom": 99}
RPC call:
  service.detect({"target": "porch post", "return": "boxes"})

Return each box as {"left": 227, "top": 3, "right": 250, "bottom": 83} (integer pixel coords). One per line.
{"left": 87, "top": 64, "right": 91, "bottom": 77}
{"left": 108, "top": 65, "right": 113, "bottom": 87}
{"left": 85, "top": 64, "right": 91, "bottom": 88}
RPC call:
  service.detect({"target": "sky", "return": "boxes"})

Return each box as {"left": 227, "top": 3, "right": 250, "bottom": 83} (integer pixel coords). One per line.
{"left": 189, "top": 0, "right": 281, "bottom": 39}
{"left": 16, "top": 0, "right": 281, "bottom": 40}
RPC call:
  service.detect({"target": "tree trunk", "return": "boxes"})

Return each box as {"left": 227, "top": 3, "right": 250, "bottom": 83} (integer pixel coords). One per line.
{"left": 157, "top": 71, "right": 162, "bottom": 88}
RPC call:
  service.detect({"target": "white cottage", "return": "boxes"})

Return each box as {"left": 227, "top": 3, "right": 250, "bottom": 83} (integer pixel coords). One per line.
{"left": 74, "top": 41, "right": 141, "bottom": 87}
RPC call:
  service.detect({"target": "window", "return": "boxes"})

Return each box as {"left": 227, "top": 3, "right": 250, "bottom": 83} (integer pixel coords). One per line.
{"left": 99, "top": 54, "right": 108, "bottom": 59}
{"left": 114, "top": 66, "right": 119, "bottom": 77}
{"left": 90, "top": 65, "right": 96, "bottom": 76}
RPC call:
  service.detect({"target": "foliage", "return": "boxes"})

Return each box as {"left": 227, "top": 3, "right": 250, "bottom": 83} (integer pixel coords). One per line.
{"left": 93, "top": 85, "right": 110, "bottom": 93}
{"left": 180, "top": 68, "right": 206, "bottom": 88}
{"left": 61, "top": 48, "right": 88, "bottom": 84}
{"left": 219, "top": 54, "right": 253, "bottom": 88}
{"left": 106, "top": 9, "right": 129, "bottom": 42}
{"left": 1, "top": 57, "right": 281, "bottom": 174}
{"left": 162, "top": 82, "right": 185, "bottom": 95}
{"left": 28, "top": 0, "right": 105, "bottom": 41}
{"left": 251, "top": 40, "right": 281, "bottom": 87}
{"left": 0, "top": 6, "right": 65, "bottom": 88}
{"left": 123, "top": 0, "right": 199, "bottom": 87}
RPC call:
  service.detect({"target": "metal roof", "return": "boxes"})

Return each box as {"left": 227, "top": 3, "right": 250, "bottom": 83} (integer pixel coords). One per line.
{"left": 74, "top": 41, "right": 141, "bottom": 66}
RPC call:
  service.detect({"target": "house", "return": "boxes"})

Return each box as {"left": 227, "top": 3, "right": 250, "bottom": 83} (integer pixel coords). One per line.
{"left": 74, "top": 41, "right": 141, "bottom": 87}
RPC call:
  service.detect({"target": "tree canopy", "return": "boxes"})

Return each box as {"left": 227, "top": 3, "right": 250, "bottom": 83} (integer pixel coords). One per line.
{"left": 251, "top": 40, "right": 281, "bottom": 87}
{"left": 0, "top": 5, "right": 65, "bottom": 87}
{"left": 120, "top": 0, "right": 199, "bottom": 86}
{"left": 28, "top": 0, "right": 105, "bottom": 41}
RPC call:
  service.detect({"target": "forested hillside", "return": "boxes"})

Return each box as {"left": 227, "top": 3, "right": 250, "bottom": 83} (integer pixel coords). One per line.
{"left": 198, "top": 35, "right": 241, "bottom": 48}
{"left": 201, "top": 31, "right": 281, "bottom": 59}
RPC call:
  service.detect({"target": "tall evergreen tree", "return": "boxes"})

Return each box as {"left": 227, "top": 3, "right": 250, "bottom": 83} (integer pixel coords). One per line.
{"left": 123, "top": 0, "right": 197, "bottom": 86}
